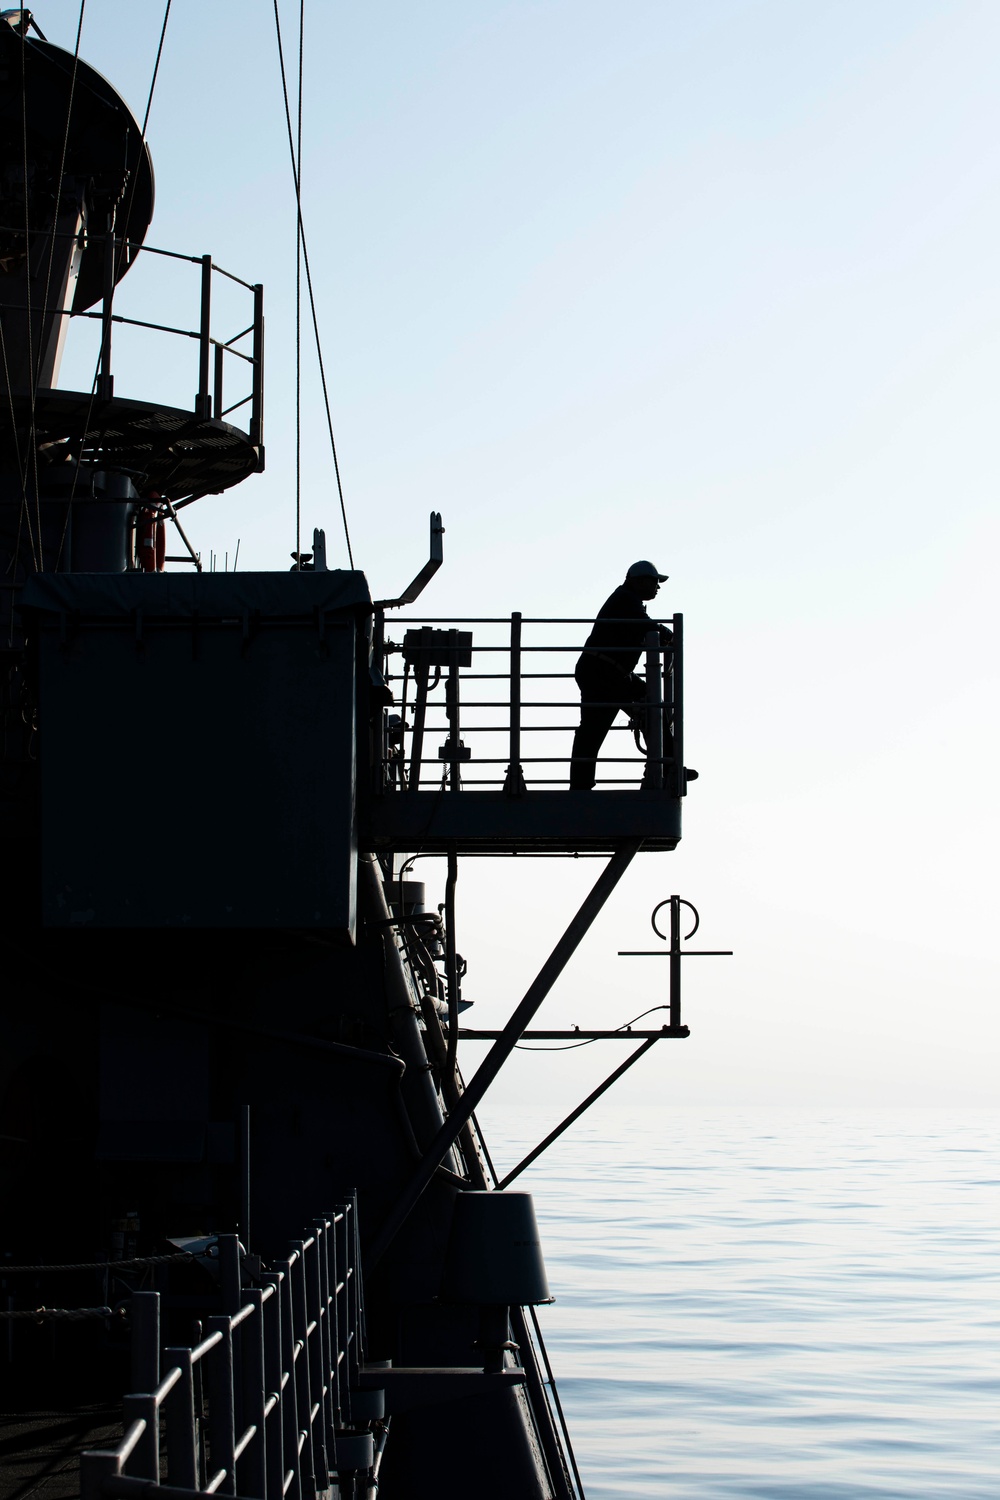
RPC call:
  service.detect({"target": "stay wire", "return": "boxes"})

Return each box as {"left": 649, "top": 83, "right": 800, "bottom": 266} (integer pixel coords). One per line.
{"left": 19, "top": 22, "right": 41, "bottom": 571}
{"left": 295, "top": 0, "right": 303, "bottom": 568}
{"left": 53, "top": 0, "right": 171, "bottom": 573}
{"left": 272, "top": 0, "right": 355, "bottom": 568}
{"left": 33, "top": 0, "right": 85, "bottom": 398}
{"left": 514, "top": 1004, "right": 670, "bottom": 1051}
{"left": 27, "top": 0, "right": 86, "bottom": 575}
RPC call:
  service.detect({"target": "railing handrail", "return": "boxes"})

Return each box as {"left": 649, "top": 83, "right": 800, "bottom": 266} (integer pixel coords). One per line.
{"left": 81, "top": 1202, "right": 369, "bottom": 1500}
{"left": 379, "top": 612, "right": 684, "bottom": 796}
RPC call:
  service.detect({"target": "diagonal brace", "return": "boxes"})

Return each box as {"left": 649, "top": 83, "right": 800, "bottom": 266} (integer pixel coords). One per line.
{"left": 497, "top": 1036, "right": 659, "bottom": 1190}
{"left": 369, "top": 840, "right": 640, "bottom": 1265}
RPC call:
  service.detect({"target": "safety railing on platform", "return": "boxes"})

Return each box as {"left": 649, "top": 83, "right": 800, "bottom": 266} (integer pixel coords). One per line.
{"left": 81, "top": 1200, "right": 385, "bottom": 1500}
{"left": 377, "top": 613, "right": 684, "bottom": 795}
{"left": 28, "top": 229, "right": 264, "bottom": 444}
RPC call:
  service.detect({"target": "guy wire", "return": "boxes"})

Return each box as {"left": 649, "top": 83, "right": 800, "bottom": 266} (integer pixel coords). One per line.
{"left": 272, "top": 0, "right": 355, "bottom": 568}
{"left": 53, "top": 0, "right": 172, "bottom": 574}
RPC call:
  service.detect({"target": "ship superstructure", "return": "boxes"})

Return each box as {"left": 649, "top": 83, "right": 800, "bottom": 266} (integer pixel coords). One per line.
{"left": 0, "top": 13, "right": 700, "bottom": 1498}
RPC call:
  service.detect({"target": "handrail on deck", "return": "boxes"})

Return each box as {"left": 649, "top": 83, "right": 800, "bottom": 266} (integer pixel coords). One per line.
{"left": 81, "top": 1202, "right": 372, "bottom": 1500}
{"left": 376, "top": 612, "right": 685, "bottom": 796}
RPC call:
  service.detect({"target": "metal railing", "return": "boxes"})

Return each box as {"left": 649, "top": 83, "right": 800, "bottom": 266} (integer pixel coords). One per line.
{"left": 26, "top": 230, "right": 264, "bottom": 443}
{"left": 378, "top": 613, "right": 684, "bottom": 795}
{"left": 82, "top": 1201, "right": 384, "bottom": 1500}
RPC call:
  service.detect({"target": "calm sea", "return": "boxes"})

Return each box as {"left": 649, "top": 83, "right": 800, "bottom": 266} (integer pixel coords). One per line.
{"left": 485, "top": 1107, "right": 999, "bottom": 1500}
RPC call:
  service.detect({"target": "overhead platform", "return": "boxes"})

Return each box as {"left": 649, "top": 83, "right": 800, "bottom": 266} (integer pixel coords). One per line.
{"left": 362, "top": 789, "right": 681, "bottom": 854}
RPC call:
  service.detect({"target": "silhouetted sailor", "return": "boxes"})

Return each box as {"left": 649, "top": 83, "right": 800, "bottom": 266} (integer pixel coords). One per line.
{"left": 570, "top": 560, "right": 672, "bottom": 791}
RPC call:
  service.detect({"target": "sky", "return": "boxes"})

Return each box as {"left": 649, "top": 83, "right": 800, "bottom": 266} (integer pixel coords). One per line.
{"left": 45, "top": 1, "right": 999, "bottom": 1111}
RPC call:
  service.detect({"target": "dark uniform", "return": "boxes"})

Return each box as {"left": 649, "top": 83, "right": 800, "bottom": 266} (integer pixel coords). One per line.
{"left": 570, "top": 584, "right": 671, "bottom": 790}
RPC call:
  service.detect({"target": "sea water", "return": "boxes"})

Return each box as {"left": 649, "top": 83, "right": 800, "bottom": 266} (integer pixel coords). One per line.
{"left": 484, "top": 1107, "right": 999, "bottom": 1500}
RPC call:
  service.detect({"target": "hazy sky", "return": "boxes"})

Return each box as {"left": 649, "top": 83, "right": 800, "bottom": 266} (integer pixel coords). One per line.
{"left": 48, "top": 1, "right": 999, "bottom": 1110}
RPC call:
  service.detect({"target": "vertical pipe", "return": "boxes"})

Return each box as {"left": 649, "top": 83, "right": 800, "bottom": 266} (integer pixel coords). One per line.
{"left": 643, "top": 630, "right": 664, "bottom": 790}
{"left": 407, "top": 657, "right": 429, "bottom": 792}
{"left": 444, "top": 848, "right": 459, "bottom": 1087}
{"left": 196, "top": 254, "right": 212, "bottom": 417}
{"left": 669, "top": 894, "right": 682, "bottom": 1032}
{"left": 214, "top": 340, "right": 225, "bottom": 423}
{"left": 250, "top": 284, "right": 265, "bottom": 451}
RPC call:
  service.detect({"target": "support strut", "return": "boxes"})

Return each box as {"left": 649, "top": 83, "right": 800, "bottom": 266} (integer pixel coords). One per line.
{"left": 368, "top": 840, "right": 640, "bottom": 1265}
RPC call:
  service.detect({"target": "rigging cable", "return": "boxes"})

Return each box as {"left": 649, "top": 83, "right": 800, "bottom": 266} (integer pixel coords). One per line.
{"left": 18, "top": 19, "right": 41, "bottom": 570}
{"left": 272, "top": 0, "right": 355, "bottom": 568}
{"left": 295, "top": 0, "right": 303, "bottom": 568}
{"left": 27, "top": 0, "right": 87, "bottom": 574}
{"left": 514, "top": 1004, "right": 671, "bottom": 1051}
{"left": 52, "top": 0, "right": 172, "bottom": 573}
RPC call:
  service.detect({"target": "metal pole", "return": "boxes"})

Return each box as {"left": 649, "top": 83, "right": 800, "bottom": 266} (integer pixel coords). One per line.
{"left": 672, "top": 613, "right": 684, "bottom": 796}
{"left": 642, "top": 629, "right": 663, "bottom": 790}
{"left": 503, "top": 611, "right": 527, "bottom": 796}
{"left": 214, "top": 340, "right": 225, "bottom": 423}
{"left": 196, "top": 254, "right": 212, "bottom": 418}
{"left": 444, "top": 848, "right": 460, "bottom": 1088}
{"left": 498, "top": 1038, "right": 658, "bottom": 1189}
{"left": 250, "top": 284, "right": 264, "bottom": 453}
{"left": 446, "top": 634, "right": 461, "bottom": 791}
{"left": 408, "top": 657, "right": 429, "bottom": 792}
{"left": 670, "top": 895, "right": 682, "bottom": 1032}
{"left": 368, "top": 841, "right": 640, "bottom": 1266}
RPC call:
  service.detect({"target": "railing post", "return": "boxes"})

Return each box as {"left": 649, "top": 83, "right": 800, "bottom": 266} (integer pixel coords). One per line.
{"left": 80, "top": 1449, "right": 122, "bottom": 1500}
{"left": 123, "top": 1394, "right": 158, "bottom": 1480}
{"left": 503, "top": 611, "right": 527, "bottom": 797}
{"left": 196, "top": 254, "right": 212, "bottom": 417}
{"left": 304, "top": 1238, "right": 330, "bottom": 1491}
{"left": 642, "top": 630, "right": 664, "bottom": 790}
{"left": 671, "top": 612, "right": 684, "bottom": 796}
{"left": 445, "top": 634, "right": 463, "bottom": 791}
{"left": 214, "top": 340, "right": 225, "bottom": 424}
{"left": 242, "top": 1292, "right": 267, "bottom": 1500}
{"left": 261, "top": 1272, "right": 287, "bottom": 1500}
{"left": 206, "top": 1315, "right": 237, "bottom": 1495}
{"left": 250, "top": 282, "right": 264, "bottom": 454}
{"left": 130, "top": 1290, "right": 160, "bottom": 1394}
{"left": 98, "top": 224, "right": 115, "bottom": 401}
{"left": 277, "top": 1263, "right": 303, "bottom": 1500}
{"left": 164, "top": 1348, "right": 198, "bottom": 1490}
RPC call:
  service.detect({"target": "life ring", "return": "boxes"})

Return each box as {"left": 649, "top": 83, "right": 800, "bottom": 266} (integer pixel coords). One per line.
{"left": 136, "top": 506, "right": 166, "bottom": 572}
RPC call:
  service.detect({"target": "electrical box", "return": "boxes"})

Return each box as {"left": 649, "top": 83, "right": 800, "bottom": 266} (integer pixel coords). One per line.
{"left": 23, "top": 570, "right": 371, "bottom": 935}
